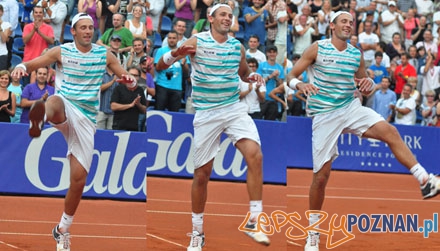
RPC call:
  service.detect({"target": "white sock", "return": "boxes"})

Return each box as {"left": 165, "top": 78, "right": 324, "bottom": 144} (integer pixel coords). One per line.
{"left": 249, "top": 200, "right": 263, "bottom": 222}
{"left": 58, "top": 212, "right": 74, "bottom": 234}
{"left": 410, "top": 163, "right": 429, "bottom": 185}
{"left": 192, "top": 212, "right": 204, "bottom": 233}
{"left": 309, "top": 213, "right": 320, "bottom": 230}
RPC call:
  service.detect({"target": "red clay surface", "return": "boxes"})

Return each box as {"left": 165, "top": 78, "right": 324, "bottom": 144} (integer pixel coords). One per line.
{"left": 288, "top": 168, "right": 440, "bottom": 250}
{"left": 147, "top": 176, "right": 287, "bottom": 250}
{"left": 0, "top": 196, "right": 145, "bottom": 251}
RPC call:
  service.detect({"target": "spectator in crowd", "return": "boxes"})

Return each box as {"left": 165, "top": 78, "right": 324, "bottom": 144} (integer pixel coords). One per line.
{"left": 125, "top": 4, "right": 148, "bottom": 40}
{"left": 138, "top": 55, "right": 155, "bottom": 131}
{"left": 239, "top": 57, "right": 266, "bottom": 119}
{"left": 268, "top": 80, "right": 295, "bottom": 121}
{"left": 108, "top": 34, "right": 127, "bottom": 68}
{"left": 192, "top": 5, "right": 212, "bottom": 34}
{"left": 275, "top": 5, "right": 288, "bottom": 65}
{"left": 390, "top": 83, "right": 417, "bottom": 125}
{"left": 368, "top": 51, "right": 389, "bottom": 85}
{"left": 174, "top": 0, "right": 197, "bottom": 38}
{"left": 20, "top": 67, "right": 55, "bottom": 124}
{"left": 309, "top": 0, "right": 323, "bottom": 18}
{"left": 154, "top": 30, "right": 187, "bottom": 111}
{"left": 411, "top": 15, "right": 431, "bottom": 46}
{"left": 264, "top": 0, "right": 286, "bottom": 46}
{"left": 127, "top": 37, "right": 147, "bottom": 68}
{"left": 36, "top": 0, "right": 67, "bottom": 44}
{"left": 392, "top": 52, "right": 417, "bottom": 98}
{"left": 420, "top": 49, "right": 440, "bottom": 96}
{"left": 407, "top": 45, "right": 419, "bottom": 70}
{"left": 358, "top": 19, "right": 379, "bottom": 68}
{"left": 420, "top": 89, "right": 437, "bottom": 126}
{"left": 246, "top": 35, "right": 266, "bottom": 63}
{"left": 407, "top": 76, "right": 421, "bottom": 106}
{"left": 415, "top": 0, "right": 434, "bottom": 18}
{"left": 293, "top": 14, "right": 318, "bottom": 55}
{"left": 97, "top": 13, "right": 133, "bottom": 53}
{"left": 22, "top": 8, "right": 55, "bottom": 87}
{"left": 257, "top": 45, "right": 284, "bottom": 120}
{"left": 292, "top": 3, "right": 314, "bottom": 26}
{"left": 358, "top": 10, "right": 380, "bottom": 37}
{"left": 127, "top": 0, "right": 149, "bottom": 22}
{"left": 97, "top": 66, "right": 118, "bottom": 130}
{"left": 373, "top": 76, "right": 396, "bottom": 122}
{"left": 386, "top": 32, "right": 405, "bottom": 62}
{"left": 194, "top": 0, "right": 213, "bottom": 22}
{"left": 111, "top": 66, "right": 147, "bottom": 131}
{"left": 78, "top": 0, "right": 102, "bottom": 43}
{"left": 0, "top": 4, "right": 12, "bottom": 71}
{"left": 147, "top": 0, "right": 165, "bottom": 36}
{"left": 376, "top": 41, "right": 391, "bottom": 71}
{"left": 105, "top": 0, "right": 131, "bottom": 30}
{"left": 58, "top": 0, "right": 76, "bottom": 43}
{"left": 0, "top": 70, "right": 15, "bottom": 122}
{"left": 1, "top": 0, "right": 18, "bottom": 70}
{"left": 403, "top": 8, "right": 418, "bottom": 48}
{"left": 7, "top": 70, "right": 22, "bottom": 123}
{"left": 317, "top": 0, "right": 334, "bottom": 39}
{"left": 243, "top": 0, "right": 269, "bottom": 50}
{"left": 23, "top": 6, "right": 54, "bottom": 64}
{"left": 346, "top": 0, "right": 358, "bottom": 36}
{"left": 379, "top": 1, "right": 404, "bottom": 44}
{"left": 162, "top": 18, "right": 188, "bottom": 47}
{"left": 20, "top": 0, "right": 37, "bottom": 24}
{"left": 433, "top": 6, "right": 440, "bottom": 39}
{"left": 415, "top": 29, "right": 437, "bottom": 58}
{"left": 396, "top": 0, "right": 416, "bottom": 18}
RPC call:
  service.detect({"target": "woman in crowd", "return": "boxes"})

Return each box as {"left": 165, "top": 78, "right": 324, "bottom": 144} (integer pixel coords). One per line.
{"left": 0, "top": 70, "right": 16, "bottom": 122}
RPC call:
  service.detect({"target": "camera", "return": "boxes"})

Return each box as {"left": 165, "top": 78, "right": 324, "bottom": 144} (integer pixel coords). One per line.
{"left": 165, "top": 71, "right": 173, "bottom": 80}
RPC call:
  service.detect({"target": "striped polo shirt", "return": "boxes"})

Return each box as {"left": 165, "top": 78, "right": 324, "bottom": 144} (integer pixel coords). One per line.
{"left": 191, "top": 32, "right": 241, "bottom": 111}
{"left": 306, "top": 39, "right": 361, "bottom": 116}
{"left": 56, "top": 43, "right": 107, "bottom": 123}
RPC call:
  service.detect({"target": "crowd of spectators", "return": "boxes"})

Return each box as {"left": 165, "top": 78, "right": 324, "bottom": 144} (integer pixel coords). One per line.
{"left": 1, "top": 0, "right": 440, "bottom": 127}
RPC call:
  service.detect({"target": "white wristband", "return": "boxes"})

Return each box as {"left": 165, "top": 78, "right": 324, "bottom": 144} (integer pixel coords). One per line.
{"left": 163, "top": 51, "right": 177, "bottom": 66}
{"left": 289, "top": 78, "right": 302, "bottom": 90}
{"left": 15, "top": 63, "right": 27, "bottom": 72}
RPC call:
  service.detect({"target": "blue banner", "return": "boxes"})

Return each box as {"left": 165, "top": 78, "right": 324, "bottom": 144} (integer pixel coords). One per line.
{"left": 286, "top": 116, "right": 440, "bottom": 174}
{"left": 0, "top": 123, "right": 147, "bottom": 200}
{"left": 145, "top": 111, "right": 287, "bottom": 184}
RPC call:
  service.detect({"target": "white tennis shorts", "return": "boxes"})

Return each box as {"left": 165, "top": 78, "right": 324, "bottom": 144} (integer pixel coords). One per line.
{"left": 50, "top": 94, "right": 96, "bottom": 173}
{"left": 193, "top": 102, "right": 261, "bottom": 169}
{"left": 312, "top": 98, "right": 384, "bottom": 173}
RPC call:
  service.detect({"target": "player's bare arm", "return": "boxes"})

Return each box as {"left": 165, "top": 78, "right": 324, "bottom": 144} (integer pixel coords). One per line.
{"left": 106, "top": 50, "right": 134, "bottom": 84}
{"left": 156, "top": 37, "right": 197, "bottom": 71}
{"left": 11, "top": 47, "right": 61, "bottom": 78}
{"left": 287, "top": 42, "right": 319, "bottom": 96}
{"left": 354, "top": 56, "right": 374, "bottom": 95}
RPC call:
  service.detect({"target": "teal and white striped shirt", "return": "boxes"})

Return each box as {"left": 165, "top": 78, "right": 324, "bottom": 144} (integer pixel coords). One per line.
{"left": 191, "top": 32, "right": 241, "bottom": 111}
{"left": 56, "top": 43, "right": 107, "bottom": 123}
{"left": 307, "top": 39, "right": 361, "bottom": 116}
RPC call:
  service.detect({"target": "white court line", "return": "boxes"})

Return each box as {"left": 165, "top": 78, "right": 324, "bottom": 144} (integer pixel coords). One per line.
{"left": 148, "top": 198, "right": 286, "bottom": 209}
{"left": 287, "top": 240, "right": 303, "bottom": 247}
{"left": 147, "top": 233, "right": 186, "bottom": 249}
{"left": 147, "top": 210, "right": 288, "bottom": 222}
{"left": 287, "top": 194, "right": 440, "bottom": 203}
{"left": 0, "top": 219, "right": 145, "bottom": 228}
{"left": 0, "top": 232, "right": 145, "bottom": 240}
{"left": 0, "top": 241, "right": 27, "bottom": 251}
{"left": 288, "top": 185, "right": 416, "bottom": 193}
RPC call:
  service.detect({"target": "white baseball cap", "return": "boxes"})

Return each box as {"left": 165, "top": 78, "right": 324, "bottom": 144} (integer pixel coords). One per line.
{"left": 71, "top": 13, "right": 93, "bottom": 27}
{"left": 388, "top": 1, "right": 396, "bottom": 6}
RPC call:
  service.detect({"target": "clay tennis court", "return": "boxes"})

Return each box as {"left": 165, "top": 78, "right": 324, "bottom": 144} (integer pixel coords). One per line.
{"left": 0, "top": 195, "right": 145, "bottom": 250}
{"left": 147, "top": 168, "right": 440, "bottom": 250}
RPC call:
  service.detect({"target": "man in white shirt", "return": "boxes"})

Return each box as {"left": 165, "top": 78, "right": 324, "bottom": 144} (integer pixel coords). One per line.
{"left": 358, "top": 20, "right": 380, "bottom": 68}
{"left": 379, "top": 1, "right": 404, "bottom": 44}
{"left": 37, "top": 0, "right": 67, "bottom": 43}
{"left": 246, "top": 35, "right": 266, "bottom": 63}
{"left": 391, "top": 84, "right": 417, "bottom": 125}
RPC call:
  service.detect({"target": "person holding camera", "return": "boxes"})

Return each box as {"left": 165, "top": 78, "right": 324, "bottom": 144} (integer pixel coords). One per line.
{"left": 153, "top": 30, "right": 189, "bottom": 111}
